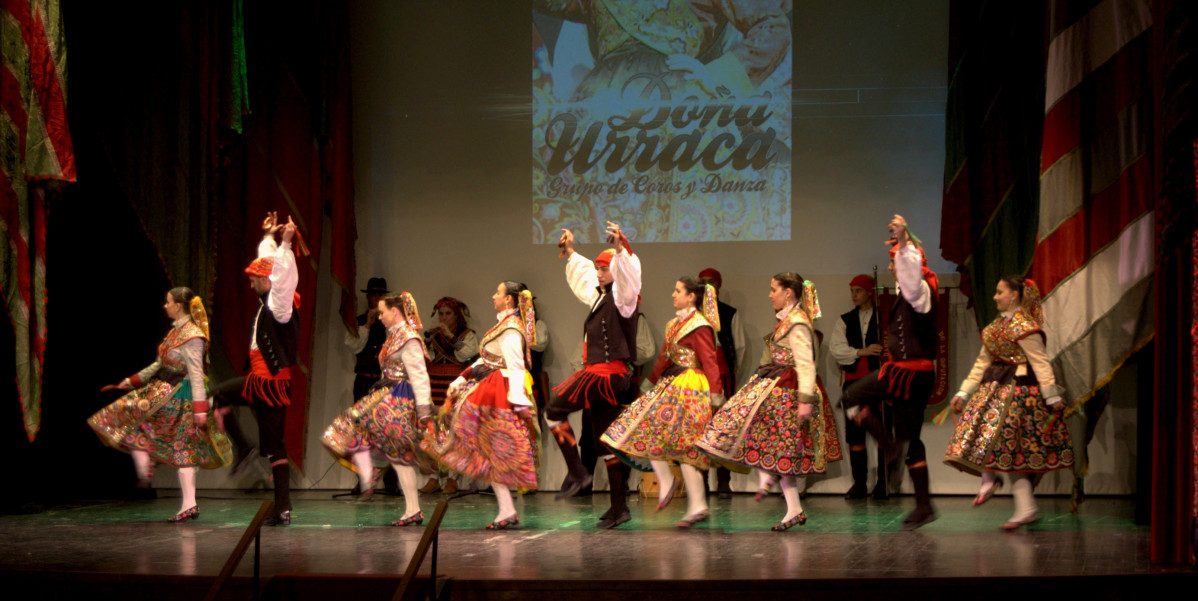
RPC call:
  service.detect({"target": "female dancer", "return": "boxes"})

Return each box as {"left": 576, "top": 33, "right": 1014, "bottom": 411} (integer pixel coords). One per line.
{"left": 322, "top": 292, "right": 433, "bottom": 526}
{"left": 422, "top": 282, "right": 539, "bottom": 529}
{"left": 698, "top": 273, "right": 839, "bottom": 531}
{"left": 944, "top": 277, "right": 1073, "bottom": 529}
{"left": 89, "top": 287, "right": 230, "bottom": 522}
{"left": 601, "top": 277, "right": 721, "bottom": 528}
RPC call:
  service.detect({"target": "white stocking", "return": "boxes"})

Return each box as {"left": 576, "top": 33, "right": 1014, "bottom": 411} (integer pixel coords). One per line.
{"left": 351, "top": 451, "right": 374, "bottom": 492}
{"left": 492, "top": 482, "right": 516, "bottom": 521}
{"left": 393, "top": 463, "right": 421, "bottom": 517}
{"left": 178, "top": 467, "right": 197, "bottom": 512}
{"left": 779, "top": 475, "right": 803, "bottom": 521}
{"left": 651, "top": 460, "right": 675, "bottom": 506}
{"left": 1009, "top": 472, "right": 1038, "bottom": 522}
{"left": 680, "top": 464, "right": 708, "bottom": 516}
{"left": 132, "top": 450, "right": 153, "bottom": 482}
{"left": 757, "top": 468, "right": 775, "bottom": 491}
{"left": 979, "top": 469, "right": 997, "bottom": 495}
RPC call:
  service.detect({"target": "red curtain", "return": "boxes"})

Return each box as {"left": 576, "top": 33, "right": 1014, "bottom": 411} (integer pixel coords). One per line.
{"left": 1148, "top": 0, "right": 1196, "bottom": 565}
{"left": 212, "top": 1, "right": 356, "bottom": 470}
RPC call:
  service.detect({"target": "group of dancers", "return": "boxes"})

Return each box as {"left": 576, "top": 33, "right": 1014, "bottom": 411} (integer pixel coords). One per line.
{"left": 87, "top": 212, "right": 1074, "bottom": 532}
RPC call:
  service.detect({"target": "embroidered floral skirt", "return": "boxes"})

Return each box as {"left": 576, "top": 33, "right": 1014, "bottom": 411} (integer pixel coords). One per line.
{"left": 600, "top": 369, "right": 711, "bottom": 471}
{"left": 420, "top": 371, "right": 539, "bottom": 489}
{"left": 322, "top": 380, "right": 435, "bottom": 473}
{"left": 697, "top": 373, "right": 842, "bottom": 477}
{"left": 89, "top": 380, "right": 232, "bottom": 469}
{"left": 944, "top": 378, "right": 1074, "bottom": 475}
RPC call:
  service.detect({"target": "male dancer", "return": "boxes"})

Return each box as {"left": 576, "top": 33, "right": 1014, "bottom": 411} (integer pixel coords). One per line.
{"left": 547, "top": 221, "right": 641, "bottom": 529}
{"left": 842, "top": 215, "right": 939, "bottom": 529}
{"left": 829, "top": 274, "right": 892, "bottom": 500}
{"left": 345, "top": 277, "right": 390, "bottom": 400}
{"left": 697, "top": 267, "right": 746, "bottom": 498}
{"left": 213, "top": 212, "right": 300, "bottom": 526}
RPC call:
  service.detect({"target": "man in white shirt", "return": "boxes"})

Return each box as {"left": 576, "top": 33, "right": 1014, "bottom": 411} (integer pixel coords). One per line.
{"left": 829, "top": 274, "right": 892, "bottom": 500}
{"left": 547, "top": 222, "right": 642, "bottom": 529}
{"left": 842, "top": 215, "right": 940, "bottom": 529}
{"left": 211, "top": 212, "right": 300, "bottom": 526}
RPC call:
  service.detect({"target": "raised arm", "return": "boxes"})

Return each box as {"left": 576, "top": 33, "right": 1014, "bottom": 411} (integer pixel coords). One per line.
{"left": 264, "top": 217, "right": 299, "bottom": 323}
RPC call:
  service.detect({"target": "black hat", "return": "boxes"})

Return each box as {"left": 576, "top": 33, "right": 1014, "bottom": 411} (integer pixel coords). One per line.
{"left": 361, "top": 277, "right": 389, "bottom": 294}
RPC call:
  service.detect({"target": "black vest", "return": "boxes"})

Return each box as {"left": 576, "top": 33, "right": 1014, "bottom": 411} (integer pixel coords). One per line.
{"left": 353, "top": 312, "right": 388, "bottom": 375}
{"left": 839, "top": 307, "right": 880, "bottom": 373}
{"left": 254, "top": 296, "right": 300, "bottom": 375}
{"left": 715, "top": 301, "right": 738, "bottom": 377}
{"left": 886, "top": 293, "right": 936, "bottom": 362}
{"left": 584, "top": 284, "right": 638, "bottom": 365}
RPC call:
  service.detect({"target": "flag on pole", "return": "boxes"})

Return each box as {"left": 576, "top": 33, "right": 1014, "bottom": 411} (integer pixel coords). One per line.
{"left": 1031, "top": 0, "right": 1155, "bottom": 408}
{"left": 0, "top": 0, "right": 75, "bottom": 440}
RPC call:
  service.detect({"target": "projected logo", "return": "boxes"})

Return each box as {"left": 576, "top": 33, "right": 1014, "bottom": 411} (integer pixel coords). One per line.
{"left": 533, "top": 3, "right": 792, "bottom": 243}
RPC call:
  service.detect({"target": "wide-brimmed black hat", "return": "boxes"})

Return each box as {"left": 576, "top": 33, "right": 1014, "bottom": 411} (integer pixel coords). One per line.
{"left": 361, "top": 277, "right": 389, "bottom": 294}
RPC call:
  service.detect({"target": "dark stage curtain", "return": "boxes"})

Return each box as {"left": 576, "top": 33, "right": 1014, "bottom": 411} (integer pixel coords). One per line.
{"left": 938, "top": 1, "right": 1046, "bottom": 322}
{"left": 211, "top": 1, "right": 358, "bottom": 469}
{"left": 79, "top": 1, "right": 357, "bottom": 471}
{"left": 1150, "top": 0, "right": 1196, "bottom": 565}
{"left": 0, "top": 0, "right": 358, "bottom": 498}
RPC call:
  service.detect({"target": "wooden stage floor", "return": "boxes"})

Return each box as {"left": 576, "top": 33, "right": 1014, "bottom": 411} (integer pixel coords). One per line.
{"left": 1, "top": 489, "right": 1189, "bottom": 599}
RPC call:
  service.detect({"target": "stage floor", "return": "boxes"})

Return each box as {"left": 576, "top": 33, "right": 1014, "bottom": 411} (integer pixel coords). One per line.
{"left": 1, "top": 489, "right": 1176, "bottom": 583}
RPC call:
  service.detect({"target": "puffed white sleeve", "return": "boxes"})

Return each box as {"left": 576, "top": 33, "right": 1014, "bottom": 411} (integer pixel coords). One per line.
{"left": 344, "top": 325, "right": 369, "bottom": 354}
{"left": 955, "top": 346, "right": 993, "bottom": 399}
{"left": 454, "top": 329, "right": 480, "bottom": 363}
{"left": 828, "top": 317, "right": 859, "bottom": 366}
{"left": 610, "top": 248, "right": 642, "bottom": 319}
{"left": 1017, "top": 334, "right": 1065, "bottom": 400}
{"left": 565, "top": 252, "right": 601, "bottom": 306}
{"left": 180, "top": 337, "right": 208, "bottom": 404}
{"left": 400, "top": 339, "right": 431, "bottom": 406}
{"left": 499, "top": 330, "right": 531, "bottom": 406}
{"left": 266, "top": 240, "right": 298, "bottom": 324}
{"left": 894, "top": 244, "right": 932, "bottom": 314}
{"left": 786, "top": 323, "right": 817, "bottom": 400}
{"left": 128, "top": 358, "right": 161, "bottom": 389}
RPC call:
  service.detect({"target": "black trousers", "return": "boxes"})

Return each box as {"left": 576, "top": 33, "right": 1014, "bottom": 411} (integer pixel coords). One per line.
{"left": 352, "top": 374, "right": 377, "bottom": 402}
{"left": 211, "top": 376, "right": 289, "bottom": 460}
{"left": 840, "top": 369, "right": 934, "bottom": 465}
{"left": 548, "top": 371, "right": 632, "bottom": 463}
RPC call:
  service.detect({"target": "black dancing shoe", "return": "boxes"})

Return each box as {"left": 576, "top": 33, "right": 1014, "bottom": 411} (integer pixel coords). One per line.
{"left": 265, "top": 510, "right": 291, "bottom": 527}
{"left": 596, "top": 508, "right": 630, "bottom": 530}
{"left": 900, "top": 506, "right": 936, "bottom": 531}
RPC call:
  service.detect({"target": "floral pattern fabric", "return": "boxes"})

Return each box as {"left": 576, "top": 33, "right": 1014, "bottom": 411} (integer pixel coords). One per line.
{"left": 697, "top": 370, "right": 840, "bottom": 476}
{"left": 89, "top": 380, "right": 231, "bottom": 469}
{"left": 945, "top": 379, "right": 1074, "bottom": 474}
{"left": 601, "top": 369, "right": 712, "bottom": 470}
{"left": 321, "top": 380, "right": 433, "bottom": 472}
